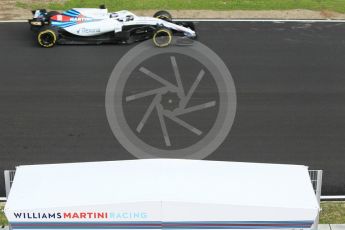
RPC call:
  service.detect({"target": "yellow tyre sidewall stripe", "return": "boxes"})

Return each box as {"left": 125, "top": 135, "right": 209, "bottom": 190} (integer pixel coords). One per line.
{"left": 38, "top": 30, "right": 57, "bottom": 48}
{"left": 153, "top": 29, "right": 172, "bottom": 47}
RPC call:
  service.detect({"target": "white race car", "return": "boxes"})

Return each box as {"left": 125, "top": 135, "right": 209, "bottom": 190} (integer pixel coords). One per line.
{"left": 29, "top": 6, "right": 197, "bottom": 48}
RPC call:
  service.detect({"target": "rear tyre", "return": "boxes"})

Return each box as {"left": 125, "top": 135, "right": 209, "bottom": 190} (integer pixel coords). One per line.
{"left": 152, "top": 28, "right": 172, "bottom": 47}
{"left": 37, "top": 27, "right": 58, "bottom": 48}
{"left": 153, "top": 10, "right": 172, "bottom": 21}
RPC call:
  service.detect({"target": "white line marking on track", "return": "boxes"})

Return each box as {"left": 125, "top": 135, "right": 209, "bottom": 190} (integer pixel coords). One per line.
{"left": 1, "top": 19, "right": 345, "bottom": 23}
{"left": 0, "top": 195, "right": 343, "bottom": 201}
{"left": 176, "top": 19, "right": 345, "bottom": 23}
{"left": 0, "top": 20, "right": 27, "bottom": 22}
{"left": 321, "top": 195, "right": 345, "bottom": 200}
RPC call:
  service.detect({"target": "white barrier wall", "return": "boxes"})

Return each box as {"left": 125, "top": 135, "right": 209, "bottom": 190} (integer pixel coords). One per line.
{"left": 5, "top": 159, "right": 319, "bottom": 230}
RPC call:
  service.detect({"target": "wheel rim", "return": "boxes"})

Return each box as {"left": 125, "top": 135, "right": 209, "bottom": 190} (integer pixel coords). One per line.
{"left": 153, "top": 30, "right": 172, "bottom": 47}
{"left": 38, "top": 30, "right": 56, "bottom": 47}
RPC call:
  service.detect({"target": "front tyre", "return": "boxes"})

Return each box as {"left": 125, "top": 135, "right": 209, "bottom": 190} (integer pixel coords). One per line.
{"left": 153, "top": 10, "right": 172, "bottom": 21}
{"left": 37, "top": 27, "right": 57, "bottom": 48}
{"left": 152, "top": 28, "right": 172, "bottom": 47}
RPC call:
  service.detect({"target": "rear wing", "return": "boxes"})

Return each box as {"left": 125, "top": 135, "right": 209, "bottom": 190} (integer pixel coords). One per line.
{"left": 28, "top": 9, "right": 49, "bottom": 29}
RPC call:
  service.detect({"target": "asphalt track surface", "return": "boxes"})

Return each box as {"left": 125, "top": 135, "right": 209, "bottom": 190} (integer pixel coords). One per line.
{"left": 0, "top": 21, "right": 345, "bottom": 196}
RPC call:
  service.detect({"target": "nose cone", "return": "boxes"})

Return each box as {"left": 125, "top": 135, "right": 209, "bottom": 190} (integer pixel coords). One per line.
{"left": 189, "top": 31, "right": 197, "bottom": 38}
{"left": 184, "top": 29, "right": 196, "bottom": 38}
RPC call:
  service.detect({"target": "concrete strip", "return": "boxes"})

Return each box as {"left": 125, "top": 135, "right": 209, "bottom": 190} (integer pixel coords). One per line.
{"left": 331, "top": 225, "right": 345, "bottom": 230}
{"left": 133, "top": 9, "right": 345, "bottom": 20}
{"left": 319, "top": 224, "right": 331, "bottom": 230}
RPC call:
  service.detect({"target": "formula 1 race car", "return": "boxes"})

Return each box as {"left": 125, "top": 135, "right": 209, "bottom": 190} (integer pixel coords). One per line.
{"left": 28, "top": 6, "right": 196, "bottom": 48}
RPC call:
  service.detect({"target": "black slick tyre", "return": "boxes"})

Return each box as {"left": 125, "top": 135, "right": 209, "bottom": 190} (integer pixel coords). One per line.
{"left": 153, "top": 10, "right": 172, "bottom": 21}
{"left": 37, "top": 27, "right": 58, "bottom": 48}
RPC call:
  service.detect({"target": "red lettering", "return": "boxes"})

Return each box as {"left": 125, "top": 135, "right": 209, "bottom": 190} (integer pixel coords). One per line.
{"left": 97, "top": 213, "right": 105, "bottom": 219}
